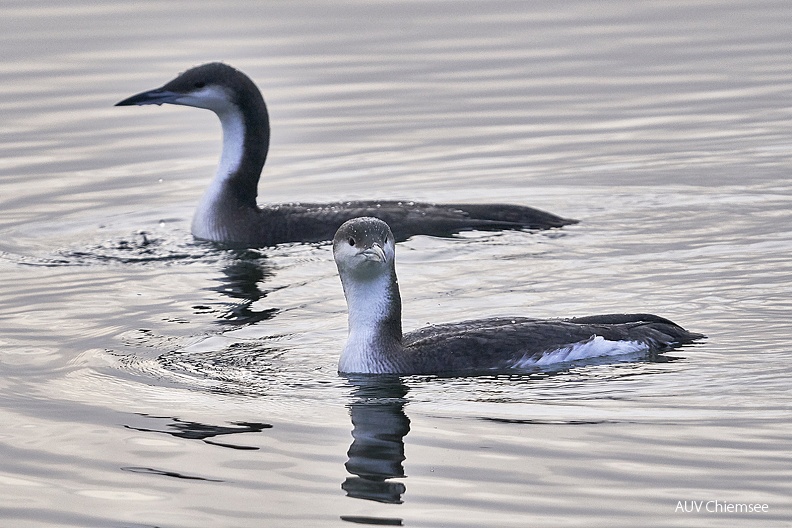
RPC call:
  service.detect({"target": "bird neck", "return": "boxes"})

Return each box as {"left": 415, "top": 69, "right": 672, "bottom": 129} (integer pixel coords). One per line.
{"left": 340, "top": 270, "right": 404, "bottom": 373}
{"left": 192, "top": 92, "right": 270, "bottom": 242}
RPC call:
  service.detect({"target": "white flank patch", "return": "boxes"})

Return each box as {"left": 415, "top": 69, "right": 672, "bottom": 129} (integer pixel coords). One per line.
{"left": 511, "top": 335, "right": 649, "bottom": 368}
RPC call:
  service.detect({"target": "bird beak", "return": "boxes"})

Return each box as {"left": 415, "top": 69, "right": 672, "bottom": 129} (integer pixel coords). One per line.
{"left": 360, "top": 244, "right": 386, "bottom": 262}
{"left": 115, "top": 88, "right": 182, "bottom": 107}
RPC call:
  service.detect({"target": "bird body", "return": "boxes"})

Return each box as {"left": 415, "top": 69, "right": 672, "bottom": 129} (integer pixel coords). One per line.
{"left": 116, "top": 62, "right": 575, "bottom": 247}
{"left": 333, "top": 217, "right": 702, "bottom": 375}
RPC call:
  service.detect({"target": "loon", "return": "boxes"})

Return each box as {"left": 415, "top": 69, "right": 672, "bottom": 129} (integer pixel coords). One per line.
{"left": 115, "top": 62, "right": 576, "bottom": 247}
{"left": 333, "top": 217, "right": 703, "bottom": 375}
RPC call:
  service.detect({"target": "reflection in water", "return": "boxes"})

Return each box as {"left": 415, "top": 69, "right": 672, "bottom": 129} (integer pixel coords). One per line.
{"left": 342, "top": 375, "right": 410, "bottom": 506}
{"left": 339, "top": 515, "right": 403, "bottom": 526}
{"left": 207, "top": 249, "right": 279, "bottom": 325}
{"left": 125, "top": 414, "right": 272, "bottom": 450}
{"left": 16, "top": 227, "right": 278, "bottom": 325}
{"left": 48, "top": 233, "right": 280, "bottom": 326}
{"left": 337, "top": 355, "right": 676, "bottom": 509}
{"left": 121, "top": 466, "right": 223, "bottom": 482}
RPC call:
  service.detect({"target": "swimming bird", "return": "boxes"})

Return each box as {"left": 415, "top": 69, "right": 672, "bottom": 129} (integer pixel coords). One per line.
{"left": 333, "top": 217, "right": 702, "bottom": 375}
{"left": 115, "top": 62, "right": 576, "bottom": 248}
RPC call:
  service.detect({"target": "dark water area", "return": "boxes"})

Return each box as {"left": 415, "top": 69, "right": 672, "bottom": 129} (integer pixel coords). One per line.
{"left": 1, "top": 1, "right": 790, "bottom": 526}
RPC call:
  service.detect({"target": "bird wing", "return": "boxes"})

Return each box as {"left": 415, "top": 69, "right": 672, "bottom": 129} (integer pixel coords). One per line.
{"left": 258, "top": 200, "right": 573, "bottom": 245}
{"left": 401, "top": 315, "right": 702, "bottom": 373}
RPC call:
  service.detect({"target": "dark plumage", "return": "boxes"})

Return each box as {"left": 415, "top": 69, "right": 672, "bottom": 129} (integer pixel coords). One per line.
{"left": 116, "top": 62, "right": 576, "bottom": 248}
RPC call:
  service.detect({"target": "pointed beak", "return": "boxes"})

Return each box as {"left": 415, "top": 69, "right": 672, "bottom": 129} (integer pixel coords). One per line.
{"left": 360, "top": 244, "right": 386, "bottom": 263}
{"left": 115, "top": 88, "right": 183, "bottom": 107}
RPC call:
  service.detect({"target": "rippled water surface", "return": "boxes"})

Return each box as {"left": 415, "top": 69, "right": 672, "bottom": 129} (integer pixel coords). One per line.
{"left": 1, "top": 1, "right": 791, "bottom": 526}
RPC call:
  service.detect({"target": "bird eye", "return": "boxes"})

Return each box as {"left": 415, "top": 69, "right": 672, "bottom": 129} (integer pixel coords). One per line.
{"left": 194, "top": 81, "right": 206, "bottom": 89}
{"left": 348, "top": 237, "right": 355, "bottom": 246}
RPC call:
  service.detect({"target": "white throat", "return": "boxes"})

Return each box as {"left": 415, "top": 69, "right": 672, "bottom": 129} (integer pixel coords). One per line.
{"left": 339, "top": 272, "right": 401, "bottom": 373}
{"left": 191, "top": 104, "right": 246, "bottom": 240}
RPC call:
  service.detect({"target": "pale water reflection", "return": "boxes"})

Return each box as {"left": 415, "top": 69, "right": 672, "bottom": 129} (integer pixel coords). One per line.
{"left": 1, "top": 0, "right": 791, "bottom": 527}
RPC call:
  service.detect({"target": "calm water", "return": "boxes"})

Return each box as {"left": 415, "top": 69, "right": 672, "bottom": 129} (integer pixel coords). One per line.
{"left": 1, "top": 1, "right": 791, "bottom": 526}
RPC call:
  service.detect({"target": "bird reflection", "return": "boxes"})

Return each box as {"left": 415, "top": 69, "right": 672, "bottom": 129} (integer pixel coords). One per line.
{"left": 202, "top": 248, "right": 279, "bottom": 325}
{"left": 342, "top": 375, "right": 411, "bottom": 505}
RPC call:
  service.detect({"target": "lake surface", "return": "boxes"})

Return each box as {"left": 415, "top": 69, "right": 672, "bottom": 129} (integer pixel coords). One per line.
{"left": 1, "top": 1, "right": 791, "bottom": 526}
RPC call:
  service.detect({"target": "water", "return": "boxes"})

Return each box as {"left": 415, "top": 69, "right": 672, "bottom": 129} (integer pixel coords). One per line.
{"left": 1, "top": 1, "right": 791, "bottom": 526}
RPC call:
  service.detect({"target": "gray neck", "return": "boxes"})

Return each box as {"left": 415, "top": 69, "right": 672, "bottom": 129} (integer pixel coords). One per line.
{"left": 191, "top": 87, "right": 270, "bottom": 243}
{"left": 339, "top": 270, "right": 405, "bottom": 374}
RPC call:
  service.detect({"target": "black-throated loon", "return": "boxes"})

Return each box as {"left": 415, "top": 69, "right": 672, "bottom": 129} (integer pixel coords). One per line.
{"left": 115, "top": 62, "right": 576, "bottom": 247}
{"left": 333, "top": 217, "right": 703, "bottom": 375}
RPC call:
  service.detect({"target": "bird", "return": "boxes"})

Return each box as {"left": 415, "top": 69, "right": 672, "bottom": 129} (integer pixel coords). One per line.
{"left": 333, "top": 216, "right": 703, "bottom": 375}
{"left": 115, "top": 62, "right": 576, "bottom": 248}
